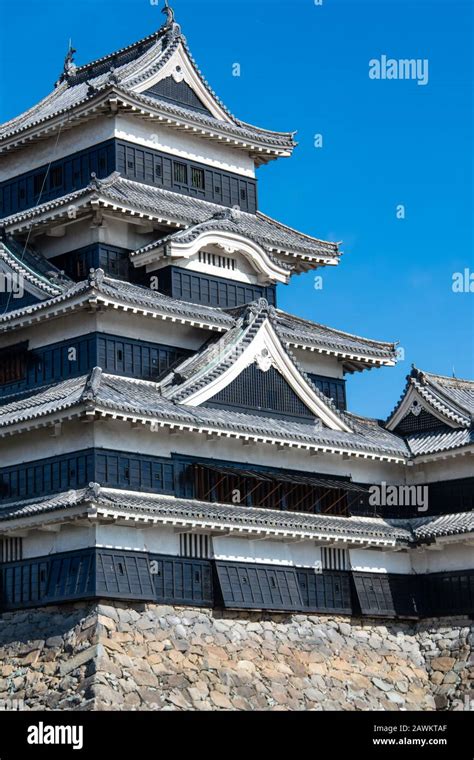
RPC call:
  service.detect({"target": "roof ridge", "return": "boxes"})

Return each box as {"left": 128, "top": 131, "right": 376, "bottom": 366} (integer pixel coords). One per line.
{"left": 418, "top": 368, "right": 474, "bottom": 388}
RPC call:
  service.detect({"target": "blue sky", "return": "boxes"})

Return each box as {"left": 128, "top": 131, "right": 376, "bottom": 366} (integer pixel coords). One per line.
{"left": 0, "top": 0, "right": 472, "bottom": 418}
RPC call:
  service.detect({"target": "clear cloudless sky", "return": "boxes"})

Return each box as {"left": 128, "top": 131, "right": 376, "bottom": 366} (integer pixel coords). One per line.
{"left": 0, "top": 0, "right": 472, "bottom": 418}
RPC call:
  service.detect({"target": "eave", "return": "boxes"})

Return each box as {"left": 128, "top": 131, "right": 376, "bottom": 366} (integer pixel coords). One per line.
{"left": 0, "top": 87, "right": 295, "bottom": 165}
{"left": 0, "top": 381, "right": 408, "bottom": 464}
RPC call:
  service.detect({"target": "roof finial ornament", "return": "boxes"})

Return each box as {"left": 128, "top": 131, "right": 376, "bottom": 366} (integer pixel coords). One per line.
{"left": 162, "top": 0, "right": 175, "bottom": 28}
{"left": 63, "top": 39, "right": 77, "bottom": 79}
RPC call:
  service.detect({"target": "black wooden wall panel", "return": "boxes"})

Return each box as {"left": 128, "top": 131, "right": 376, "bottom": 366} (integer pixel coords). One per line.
{"left": 0, "top": 550, "right": 96, "bottom": 610}
{"left": 214, "top": 561, "right": 303, "bottom": 611}
{"left": 0, "top": 450, "right": 95, "bottom": 501}
{"left": 51, "top": 244, "right": 135, "bottom": 283}
{"left": 1, "top": 551, "right": 473, "bottom": 616}
{"left": 116, "top": 140, "right": 257, "bottom": 213}
{"left": 0, "top": 333, "right": 191, "bottom": 400}
{"left": 0, "top": 141, "right": 115, "bottom": 218}
{"left": 95, "top": 551, "right": 155, "bottom": 600}
{"left": 352, "top": 573, "right": 419, "bottom": 618}
{"left": 297, "top": 569, "right": 352, "bottom": 613}
{"left": 150, "top": 555, "right": 214, "bottom": 606}
{"left": 157, "top": 266, "right": 276, "bottom": 309}
{"left": 352, "top": 573, "right": 396, "bottom": 616}
{"left": 0, "top": 138, "right": 258, "bottom": 218}
{"left": 421, "top": 571, "right": 474, "bottom": 616}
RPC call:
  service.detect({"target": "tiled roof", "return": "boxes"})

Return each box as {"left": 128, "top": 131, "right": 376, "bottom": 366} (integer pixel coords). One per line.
{"left": 405, "top": 511, "right": 474, "bottom": 540}
{"left": 269, "top": 309, "right": 398, "bottom": 367}
{"left": 0, "top": 19, "right": 295, "bottom": 157}
{"left": 0, "top": 270, "right": 397, "bottom": 370}
{"left": 0, "top": 271, "right": 234, "bottom": 332}
{"left": 0, "top": 368, "right": 409, "bottom": 460}
{"left": 2, "top": 176, "right": 339, "bottom": 267}
{"left": 0, "top": 486, "right": 409, "bottom": 544}
{"left": 388, "top": 367, "right": 474, "bottom": 430}
{"left": 415, "top": 370, "right": 474, "bottom": 418}
{"left": 0, "top": 486, "right": 472, "bottom": 546}
{"left": 0, "top": 238, "right": 72, "bottom": 299}
{"left": 405, "top": 427, "right": 474, "bottom": 457}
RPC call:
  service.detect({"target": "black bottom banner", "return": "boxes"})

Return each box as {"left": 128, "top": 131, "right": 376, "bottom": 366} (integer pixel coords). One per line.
{"left": 0, "top": 710, "right": 471, "bottom": 758}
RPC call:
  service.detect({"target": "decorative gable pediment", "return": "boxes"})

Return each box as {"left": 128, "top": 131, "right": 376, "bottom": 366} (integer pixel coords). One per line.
{"left": 394, "top": 405, "right": 451, "bottom": 436}
{"left": 132, "top": 40, "right": 232, "bottom": 123}
{"left": 162, "top": 302, "right": 352, "bottom": 432}
{"left": 386, "top": 368, "right": 472, "bottom": 433}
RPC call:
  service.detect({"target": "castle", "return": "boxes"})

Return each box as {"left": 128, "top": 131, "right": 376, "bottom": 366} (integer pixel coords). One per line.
{"left": 0, "top": 4, "right": 472, "bottom": 650}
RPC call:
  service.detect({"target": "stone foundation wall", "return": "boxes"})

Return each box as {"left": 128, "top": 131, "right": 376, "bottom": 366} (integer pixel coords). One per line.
{"left": 0, "top": 602, "right": 472, "bottom": 711}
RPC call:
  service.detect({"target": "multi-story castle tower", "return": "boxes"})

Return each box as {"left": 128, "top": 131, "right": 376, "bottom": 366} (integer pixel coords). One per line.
{"left": 0, "top": 5, "right": 472, "bottom": 627}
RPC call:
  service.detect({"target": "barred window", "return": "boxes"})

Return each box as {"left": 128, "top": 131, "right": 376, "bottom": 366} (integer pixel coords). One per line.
{"left": 198, "top": 251, "right": 236, "bottom": 270}
{"left": 0, "top": 537, "right": 23, "bottom": 563}
{"left": 321, "top": 547, "right": 350, "bottom": 571}
{"left": 191, "top": 168, "right": 205, "bottom": 190}
{"left": 173, "top": 162, "right": 188, "bottom": 184}
{"left": 179, "top": 533, "right": 213, "bottom": 559}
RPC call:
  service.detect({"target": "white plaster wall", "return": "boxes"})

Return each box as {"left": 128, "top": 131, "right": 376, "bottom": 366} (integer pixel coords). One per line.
{"left": 92, "top": 420, "right": 405, "bottom": 482}
{"left": 22, "top": 525, "right": 96, "bottom": 559}
{"left": 408, "top": 457, "right": 474, "bottom": 485}
{"left": 349, "top": 548, "right": 412, "bottom": 574}
{"left": 33, "top": 219, "right": 104, "bottom": 260}
{"left": 0, "top": 300, "right": 211, "bottom": 354}
{"left": 0, "top": 119, "right": 115, "bottom": 181}
{"left": 291, "top": 349, "right": 344, "bottom": 380}
{"left": 0, "top": 313, "right": 98, "bottom": 353}
{"left": 0, "top": 424, "right": 95, "bottom": 468}
{"left": 33, "top": 216, "right": 157, "bottom": 261}
{"left": 96, "top": 310, "right": 208, "bottom": 350}
{"left": 95, "top": 523, "right": 178, "bottom": 555}
{"left": 213, "top": 536, "right": 321, "bottom": 568}
{"left": 410, "top": 543, "right": 474, "bottom": 574}
{"left": 115, "top": 115, "right": 255, "bottom": 178}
